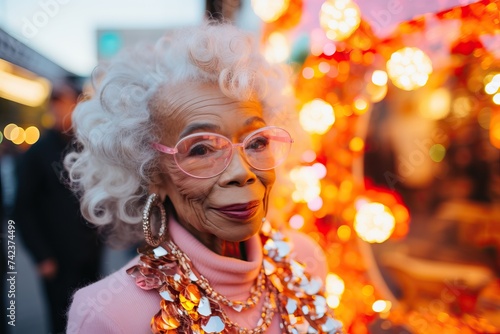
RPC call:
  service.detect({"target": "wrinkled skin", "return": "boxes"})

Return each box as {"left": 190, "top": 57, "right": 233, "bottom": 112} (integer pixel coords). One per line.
{"left": 149, "top": 83, "right": 275, "bottom": 257}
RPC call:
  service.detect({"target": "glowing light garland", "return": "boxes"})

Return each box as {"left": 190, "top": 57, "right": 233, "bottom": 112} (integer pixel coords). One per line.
{"left": 258, "top": 0, "right": 500, "bottom": 331}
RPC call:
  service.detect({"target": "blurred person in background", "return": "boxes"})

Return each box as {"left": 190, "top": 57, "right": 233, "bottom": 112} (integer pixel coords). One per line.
{"left": 1, "top": 139, "right": 20, "bottom": 334}
{"left": 0, "top": 140, "right": 18, "bottom": 216}
{"left": 13, "top": 83, "right": 103, "bottom": 334}
{"left": 65, "top": 22, "right": 342, "bottom": 334}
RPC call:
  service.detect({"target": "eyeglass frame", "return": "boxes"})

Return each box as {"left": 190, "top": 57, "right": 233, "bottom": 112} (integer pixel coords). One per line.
{"left": 152, "top": 126, "right": 294, "bottom": 179}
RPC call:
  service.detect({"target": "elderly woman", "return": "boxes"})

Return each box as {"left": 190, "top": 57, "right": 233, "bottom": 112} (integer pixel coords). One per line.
{"left": 66, "top": 22, "right": 342, "bottom": 334}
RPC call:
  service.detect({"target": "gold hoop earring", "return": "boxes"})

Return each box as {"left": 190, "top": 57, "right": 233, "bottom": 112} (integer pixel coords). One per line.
{"left": 142, "top": 193, "right": 167, "bottom": 247}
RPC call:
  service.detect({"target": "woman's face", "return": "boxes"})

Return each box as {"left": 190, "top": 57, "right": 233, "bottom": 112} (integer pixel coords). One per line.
{"left": 151, "top": 83, "right": 276, "bottom": 247}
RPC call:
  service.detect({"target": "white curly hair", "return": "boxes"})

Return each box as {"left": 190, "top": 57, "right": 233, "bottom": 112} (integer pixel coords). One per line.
{"left": 65, "top": 21, "right": 291, "bottom": 247}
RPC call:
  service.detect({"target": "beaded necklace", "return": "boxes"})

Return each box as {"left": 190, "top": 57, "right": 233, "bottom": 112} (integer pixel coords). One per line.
{"left": 127, "top": 219, "right": 343, "bottom": 334}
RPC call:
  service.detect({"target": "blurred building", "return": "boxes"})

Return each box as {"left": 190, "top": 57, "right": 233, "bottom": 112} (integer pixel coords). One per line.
{"left": 0, "top": 27, "right": 83, "bottom": 148}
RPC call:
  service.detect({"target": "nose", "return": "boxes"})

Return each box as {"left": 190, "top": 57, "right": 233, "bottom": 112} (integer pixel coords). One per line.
{"left": 219, "top": 146, "right": 256, "bottom": 186}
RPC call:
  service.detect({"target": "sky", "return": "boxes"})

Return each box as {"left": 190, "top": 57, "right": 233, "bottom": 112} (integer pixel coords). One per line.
{"left": 0, "top": 0, "right": 480, "bottom": 77}
{"left": 0, "top": 0, "right": 261, "bottom": 76}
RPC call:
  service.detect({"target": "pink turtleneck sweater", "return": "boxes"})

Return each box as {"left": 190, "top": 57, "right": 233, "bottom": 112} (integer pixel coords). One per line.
{"left": 67, "top": 219, "right": 328, "bottom": 333}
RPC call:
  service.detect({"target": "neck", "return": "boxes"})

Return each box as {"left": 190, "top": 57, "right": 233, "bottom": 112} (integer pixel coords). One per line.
{"left": 220, "top": 240, "right": 246, "bottom": 260}
{"left": 174, "top": 217, "right": 248, "bottom": 260}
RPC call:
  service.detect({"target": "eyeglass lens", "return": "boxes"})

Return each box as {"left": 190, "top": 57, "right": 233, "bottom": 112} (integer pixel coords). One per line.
{"left": 174, "top": 127, "right": 291, "bottom": 178}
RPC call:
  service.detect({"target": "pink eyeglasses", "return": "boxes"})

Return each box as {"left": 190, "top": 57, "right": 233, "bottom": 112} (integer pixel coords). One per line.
{"left": 152, "top": 126, "right": 293, "bottom": 179}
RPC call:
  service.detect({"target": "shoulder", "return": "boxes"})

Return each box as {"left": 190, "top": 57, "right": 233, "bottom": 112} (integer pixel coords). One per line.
{"left": 286, "top": 229, "right": 329, "bottom": 283}
{"left": 67, "top": 256, "right": 161, "bottom": 334}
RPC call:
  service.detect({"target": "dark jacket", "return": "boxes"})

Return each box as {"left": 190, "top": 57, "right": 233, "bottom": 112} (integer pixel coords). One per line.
{"left": 13, "top": 129, "right": 102, "bottom": 267}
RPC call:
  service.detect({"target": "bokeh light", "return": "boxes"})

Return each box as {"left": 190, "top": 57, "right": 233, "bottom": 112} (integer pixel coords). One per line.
{"left": 372, "top": 300, "right": 392, "bottom": 313}
{"left": 10, "top": 127, "right": 26, "bottom": 145}
{"left": 318, "top": 62, "right": 331, "bottom": 74}
{"left": 251, "top": 0, "right": 290, "bottom": 22}
{"left": 326, "top": 273, "right": 345, "bottom": 309}
{"left": 302, "top": 67, "right": 315, "bottom": 79}
{"left": 484, "top": 73, "right": 500, "bottom": 102}
{"left": 41, "top": 113, "right": 56, "bottom": 129}
{"left": 354, "top": 202, "right": 396, "bottom": 243}
{"left": 337, "top": 225, "right": 351, "bottom": 242}
{"left": 24, "top": 126, "right": 41, "bottom": 145}
{"left": 353, "top": 97, "right": 369, "bottom": 114}
{"left": 289, "top": 214, "right": 305, "bottom": 229}
{"left": 301, "top": 150, "right": 317, "bottom": 163}
{"left": 263, "top": 32, "right": 290, "bottom": 63}
{"left": 290, "top": 166, "right": 322, "bottom": 202}
{"left": 419, "top": 88, "right": 451, "bottom": 120}
{"left": 2, "top": 124, "right": 41, "bottom": 145}
{"left": 386, "top": 47, "right": 433, "bottom": 91}
{"left": 319, "top": 0, "right": 361, "bottom": 41}
{"left": 452, "top": 95, "right": 472, "bottom": 118}
{"left": 366, "top": 82, "right": 388, "bottom": 103}
{"left": 299, "top": 98, "right": 336, "bottom": 134}
{"left": 361, "top": 284, "right": 374, "bottom": 297}
{"left": 307, "top": 196, "right": 323, "bottom": 211}
{"left": 323, "top": 43, "right": 336, "bottom": 56}
{"left": 477, "top": 108, "right": 491, "bottom": 129}
{"left": 367, "top": 71, "right": 389, "bottom": 103}
{"left": 493, "top": 93, "right": 500, "bottom": 105}
{"left": 349, "top": 137, "right": 364, "bottom": 152}
{"left": 311, "top": 162, "right": 327, "bottom": 178}
{"left": 371, "top": 70, "right": 388, "bottom": 86}
{"left": 3, "top": 123, "right": 18, "bottom": 140}
{"left": 429, "top": 144, "right": 446, "bottom": 162}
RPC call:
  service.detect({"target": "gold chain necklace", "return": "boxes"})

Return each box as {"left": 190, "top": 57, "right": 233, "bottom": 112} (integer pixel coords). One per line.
{"left": 168, "top": 240, "right": 267, "bottom": 313}
{"left": 127, "top": 219, "right": 344, "bottom": 334}
{"left": 166, "top": 239, "right": 275, "bottom": 333}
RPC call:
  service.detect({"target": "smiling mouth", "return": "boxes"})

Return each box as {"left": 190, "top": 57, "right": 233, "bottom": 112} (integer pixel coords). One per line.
{"left": 214, "top": 201, "right": 260, "bottom": 220}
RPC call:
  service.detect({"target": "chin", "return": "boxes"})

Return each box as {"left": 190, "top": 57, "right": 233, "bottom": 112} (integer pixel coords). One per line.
{"left": 210, "top": 211, "right": 265, "bottom": 240}
{"left": 221, "top": 222, "right": 261, "bottom": 243}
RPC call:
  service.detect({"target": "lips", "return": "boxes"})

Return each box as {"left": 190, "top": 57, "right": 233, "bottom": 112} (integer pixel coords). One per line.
{"left": 214, "top": 200, "right": 260, "bottom": 220}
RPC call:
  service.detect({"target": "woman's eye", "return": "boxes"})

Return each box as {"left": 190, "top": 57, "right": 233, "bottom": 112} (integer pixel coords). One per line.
{"left": 247, "top": 137, "right": 269, "bottom": 151}
{"left": 188, "top": 144, "right": 213, "bottom": 156}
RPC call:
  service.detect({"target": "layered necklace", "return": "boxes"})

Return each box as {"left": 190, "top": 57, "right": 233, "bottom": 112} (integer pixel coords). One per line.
{"left": 127, "top": 219, "right": 343, "bottom": 334}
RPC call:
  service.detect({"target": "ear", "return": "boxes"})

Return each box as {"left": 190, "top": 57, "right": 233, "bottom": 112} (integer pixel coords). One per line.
{"left": 148, "top": 183, "right": 168, "bottom": 202}
{"left": 148, "top": 175, "right": 168, "bottom": 203}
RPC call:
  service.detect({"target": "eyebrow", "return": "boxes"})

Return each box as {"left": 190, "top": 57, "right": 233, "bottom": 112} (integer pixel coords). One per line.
{"left": 245, "top": 116, "right": 266, "bottom": 127}
{"left": 179, "top": 123, "right": 221, "bottom": 138}
{"left": 179, "top": 116, "right": 267, "bottom": 138}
